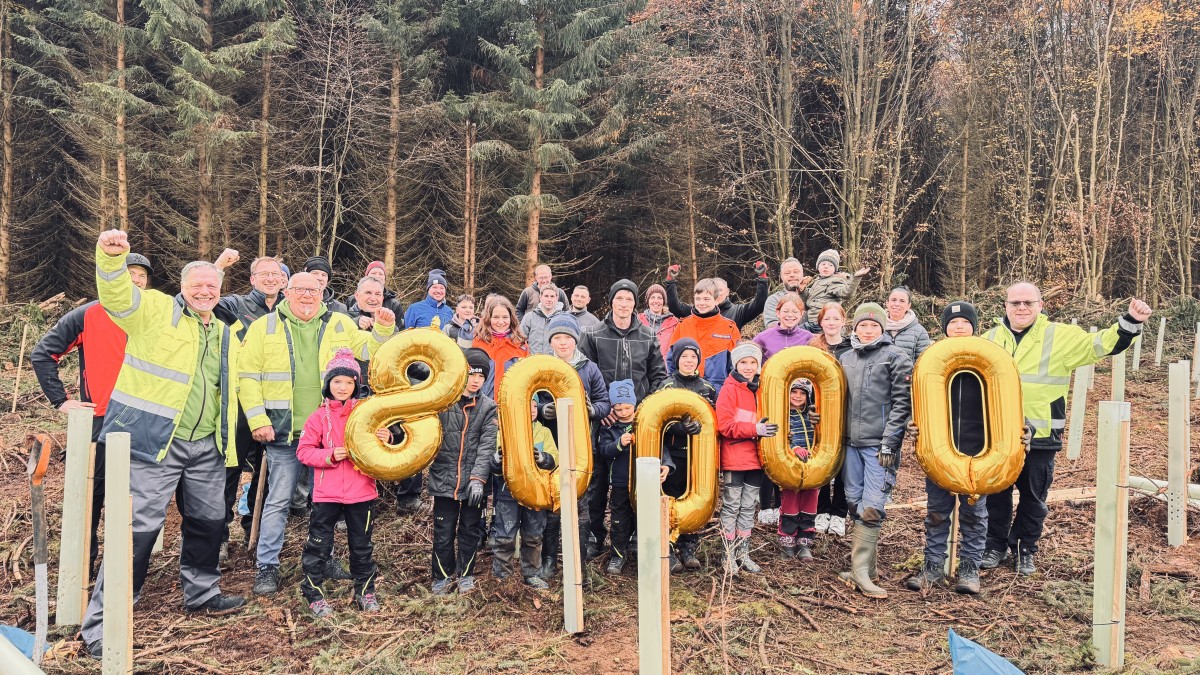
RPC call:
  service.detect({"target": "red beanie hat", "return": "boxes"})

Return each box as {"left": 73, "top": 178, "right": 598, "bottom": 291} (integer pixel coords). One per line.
{"left": 365, "top": 260, "right": 386, "bottom": 277}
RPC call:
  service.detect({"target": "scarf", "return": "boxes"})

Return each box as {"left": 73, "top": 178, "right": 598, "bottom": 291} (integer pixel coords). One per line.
{"left": 886, "top": 309, "right": 917, "bottom": 333}
{"left": 732, "top": 370, "right": 760, "bottom": 393}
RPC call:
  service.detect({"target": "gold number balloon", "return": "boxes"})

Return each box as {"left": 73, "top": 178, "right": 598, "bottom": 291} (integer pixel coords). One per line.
{"left": 344, "top": 328, "right": 468, "bottom": 480}
{"left": 632, "top": 388, "right": 719, "bottom": 540}
{"left": 496, "top": 355, "right": 592, "bottom": 511}
{"left": 757, "top": 345, "right": 847, "bottom": 491}
{"left": 912, "top": 336, "right": 1025, "bottom": 500}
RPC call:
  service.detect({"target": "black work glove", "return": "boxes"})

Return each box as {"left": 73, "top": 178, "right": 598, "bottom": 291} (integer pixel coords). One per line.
{"left": 465, "top": 481, "right": 485, "bottom": 508}
{"left": 878, "top": 445, "right": 898, "bottom": 470}
{"left": 540, "top": 402, "right": 557, "bottom": 421}
{"left": 754, "top": 260, "right": 769, "bottom": 280}
{"left": 680, "top": 414, "right": 701, "bottom": 435}
{"left": 666, "top": 264, "right": 680, "bottom": 282}
{"left": 535, "top": 449, "right": 556, "bottom": 471}
{"left": 755, "top": 417, "right": 778, "bottom": 438}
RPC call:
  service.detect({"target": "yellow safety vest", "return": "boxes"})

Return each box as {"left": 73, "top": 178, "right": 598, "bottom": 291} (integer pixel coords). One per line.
{"left": 96, "top": 247, "right": 240, "bottom": 466}
{"left": 238, "top": 308, "right": 393, "bottom": 439}
{"left": 984, "top": 313, "right": 1138, "bottom": 446}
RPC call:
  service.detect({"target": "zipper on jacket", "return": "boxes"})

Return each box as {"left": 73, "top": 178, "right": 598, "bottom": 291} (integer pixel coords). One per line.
{"left": 186, "top": 321, "right": 212, "bottom": 441}
{"left": 454, "top": 397, "right": 474, "bottom": 500}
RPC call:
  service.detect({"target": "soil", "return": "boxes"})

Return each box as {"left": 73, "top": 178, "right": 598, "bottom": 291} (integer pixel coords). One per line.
{"left": 1, "top": 311, "right": 1198, "bottom": 674}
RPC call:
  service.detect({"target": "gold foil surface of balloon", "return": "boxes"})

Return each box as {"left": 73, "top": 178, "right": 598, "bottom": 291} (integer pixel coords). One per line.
{"left": 344, "top": 328, "right": 468, "bottom": 481}
{"left": 756, "top": 346, "right": 847, "bottom": 491}
{"left": 631, "top": 388, "right": 719, "bottom": 540}
{"left": 912, "top": 336, "right": 1025, "bottom": 499}
{"left": 497, "top": 355, "right": 592, "bottom": 511}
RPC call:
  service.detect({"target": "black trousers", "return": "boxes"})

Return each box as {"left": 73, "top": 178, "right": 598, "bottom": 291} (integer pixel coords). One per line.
{"left": 431, "top": 496, "right": 485, "bottom": 581}
{"left": 88, "top": 416, "right": 106, "bottom": 579}
{"left": 300, "top": 500, "right": 376, "bottom": 602}
{"left": 587, "top": 454, "right": 612, "bottom": 545}
{"left": 608, "top": 486, "right": 634, "bottom": 558}
{"left": 817, "top": 475, "right": 848, "bottom": 517}
{"left": 760, "top": 480, "right": 782, "bottom": 510}
{"left": 986, "top": 448, "right": 1057, "bottom": 555}
{"left": 661, "top": 449, "right": 698, "bottom": 552}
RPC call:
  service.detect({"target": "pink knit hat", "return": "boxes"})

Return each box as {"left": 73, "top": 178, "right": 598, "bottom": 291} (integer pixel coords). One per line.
{"left": 323, "top": 347, "right": 363, "bottom": 398}
{"left": 365, "top": 260, "right": 386, "bottom": 277}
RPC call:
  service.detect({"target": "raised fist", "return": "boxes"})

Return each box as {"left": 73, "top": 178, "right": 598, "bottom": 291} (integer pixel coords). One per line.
{"left": 1127, "top": 298, "right": 1152, "bottom": 322}
{"left": 98, "top": 229, "right": 130, "bottom": 257}
{"left": 375, "top": 307, "right": 396, "bottom": 327}
{"left": 666, "top": 264, "right": 681, "bottom": 282}
{"left": 215, "top": 248, "right": 240, "bottom": 270}
{"left": 754, "top": 261, "right": 768, "bottom": 279}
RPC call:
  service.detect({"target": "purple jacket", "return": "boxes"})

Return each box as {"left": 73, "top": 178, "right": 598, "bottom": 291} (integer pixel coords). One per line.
{"left": 753, "top": 324, "right": 815, "bottom": 362}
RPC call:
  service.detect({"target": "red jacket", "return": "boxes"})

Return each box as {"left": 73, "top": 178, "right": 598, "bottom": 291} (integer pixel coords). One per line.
{"left": 471, "top": 334, "right": 528, "bottom": 399}
{"left": 716, "top": 374, "right": 762, "bottom": 471}
{"left": 297, "top": 398, "right": 379, "bottom": 504}
{"left": 31, "top": 302, "right": 127, "bottom": 416}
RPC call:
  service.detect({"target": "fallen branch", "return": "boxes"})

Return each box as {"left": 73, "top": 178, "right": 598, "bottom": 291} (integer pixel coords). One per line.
{"left": 137, "top": 636, "right": 215, "bottom": 659}
{"left": 747, "top": 588, "right": 824, "bottom": 629}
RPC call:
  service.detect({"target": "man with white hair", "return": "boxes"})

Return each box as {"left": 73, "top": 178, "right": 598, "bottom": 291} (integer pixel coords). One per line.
{"left": 514, "top": 263, "right": 569, "bottom": 322}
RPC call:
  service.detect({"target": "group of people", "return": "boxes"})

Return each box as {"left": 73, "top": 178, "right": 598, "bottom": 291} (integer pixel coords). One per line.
{"left": 32, "top": 231, "right": 1152, "bottom": 658}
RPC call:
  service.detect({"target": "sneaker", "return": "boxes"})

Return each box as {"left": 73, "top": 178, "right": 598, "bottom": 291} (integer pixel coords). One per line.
{"left": 356, "top": 593, "right": 381, "bottom": 611}
{"left": 1017, "top": 551, "right": 1036, "bottom": 576}
{"left": 955, "top": 559, "right": 981, "bottom": 594}
{"left": 325, "top": 559, "right": 353, "bottom": 581}
{"left": 606, "top": 555, "right": 626, "bottom": 575}
{"left": 757, "top": 508, "right": 779, "bottom": 526}
{"left": 432, "top": 578, "right": 455, "bottom": 595}
{"left": 186, "top": 594, "right": 246, "bottom": 614}
{"left": 309, "top": 599, "right": 334, "bottom": 618}
{"left": 827, "top": 516, "right": 847, "bottom": 537}
{"left": 979, "top": 549, "right": 1007, "bottom": 570}
{"left": 457, "top": 576, "right": 477, "bottom": 594}
{"left": 218, "top": 542, "right": 229, "bottom": 565}
{"left": 85, "top": 639, "right": 102, "bottom": 660}
{"left": 253, "top": 564, "right": 281, "bottom": 595}
{"left": 524, "top": 576, "right": 550, "bottom": 590}
{"left": 814, "top": 513, "right": 831, "bottom": 534}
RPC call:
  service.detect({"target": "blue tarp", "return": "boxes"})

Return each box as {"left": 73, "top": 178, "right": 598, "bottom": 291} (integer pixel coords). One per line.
{"left": 0, "top": 624, "right": 49, "bottom": 660}
{"left": 949, "top": 628, "right": 1024, "bottom": 674}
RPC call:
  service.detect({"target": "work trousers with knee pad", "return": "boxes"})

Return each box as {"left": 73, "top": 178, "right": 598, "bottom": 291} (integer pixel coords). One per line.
{"left": 300, "top": 500, "right": 376, "bottom": 602}
{"left": 986, "top": 447, "right": 1056, "bottom": 555}
{"left": 431, "top": 496, "right": 484, "bottom": 581}
{"left": 490, "top": 499, "right": 546, "bottom": 579}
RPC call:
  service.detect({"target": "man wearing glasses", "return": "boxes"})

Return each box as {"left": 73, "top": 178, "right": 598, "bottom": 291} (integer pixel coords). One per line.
{"left": 982, "top": 282, "right": 1151, "bottom": 575}
{"left": 238, "top": 272, "right": 396, "bottom": 595}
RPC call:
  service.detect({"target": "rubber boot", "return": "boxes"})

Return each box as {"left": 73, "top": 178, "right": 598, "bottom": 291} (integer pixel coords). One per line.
{"left": 539, "top": 535, "right": 560, "bottom": 580}
{"left": 779, "top": 534, "right": 797, "bottom": 560}
{"left": 736, "top": 538, "right": 761, "bottom": 574}
{"left": 840, "top": 526, "right": 887, "bottom": 598}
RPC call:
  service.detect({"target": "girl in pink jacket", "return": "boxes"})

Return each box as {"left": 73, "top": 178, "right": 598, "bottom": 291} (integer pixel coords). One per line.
{"left": 296, "top": 348, "right": 386, "bottom": 617}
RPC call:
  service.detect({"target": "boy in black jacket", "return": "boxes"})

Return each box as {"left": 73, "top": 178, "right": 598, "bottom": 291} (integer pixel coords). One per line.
{"left": 906, "top": 302, "right": 987, "bottom": 595}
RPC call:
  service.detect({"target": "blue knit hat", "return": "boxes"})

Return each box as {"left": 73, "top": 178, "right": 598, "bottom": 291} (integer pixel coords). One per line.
{"left": 547, "top": 313, "right": 580, "bottom": 343}
{"left": 609, "top": 379, "right": 636, "bottom": 407}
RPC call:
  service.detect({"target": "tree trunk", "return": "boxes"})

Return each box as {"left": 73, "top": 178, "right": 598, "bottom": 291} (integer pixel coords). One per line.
{"left": 385, "top": 57, "right": 400, "bottom": 277}
{"left": 0, "top": 12, "right": 12, "bottom": 303}
{"left": 116, "top": 0, "right": 128, "bottom": 233}
{"left": 258, "top": 55, "right": 271, "bottom": 257}
{"left": 686, "top": 146, "right": 697, "bottom": 284}
{"left": 524, "top": 30, "right": 546, "bottom": 286}
{"left": 463, "top": 122, "right": 476, "bottom": 293}
{"left": 196, "top": 0, "right": 214, "bottom": 258}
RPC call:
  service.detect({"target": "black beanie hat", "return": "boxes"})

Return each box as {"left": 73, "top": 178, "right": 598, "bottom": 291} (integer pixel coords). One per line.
{"left": 304, "top": 256, "right": 333, "bottom": 277}
{"left": 941, "top": 300, "right": 979, "bottom": 334}
{"left": 608, "top": 278, "right": 639, "bottom": 305}
{"left": 668, "top": 337, "right": 702, "bottom": 374}
{"left": 464, "top": 348, "right": 492, "bottom": 379}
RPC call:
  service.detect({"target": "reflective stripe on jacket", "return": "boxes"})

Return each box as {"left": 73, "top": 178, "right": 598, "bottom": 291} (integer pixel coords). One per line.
{"left": 95, "top": 247, "right": 239, "bottom": 466}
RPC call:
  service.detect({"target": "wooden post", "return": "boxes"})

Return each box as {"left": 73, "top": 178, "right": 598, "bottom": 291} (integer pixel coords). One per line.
{"left": 1168, "top": 361, "right": 1191, "bottom": 547}
{"left": 1088, "top": 327, "right": 1098, "bottom": 390}
{"left": 248, "top": 459, "right": 268, "bottom": 550}
{"left": 1154, "top": 317, "right": 1166, "bottom": 367}
{"left": 1066, "top": 364, "right": 1090, "bottom": 460}
{"left": 943, "top": 500, "right": 960, "bottom": 578}
{"left": 56, "top": 408, "right": 96, "bottom": 626}
{"left": 556, "top": 398, "right": 584, "bottom": 635}
{"left": 1092, "top": 401, "right": 1130, "bottom": 669}
{"left": 11, "top": 321, "right": 28, "bottom": 413}
{"left": 1131, "top": 335, "right": 1142, "bottom": 371}
{"left": 636, "top": 457, "right": 670, "bottom": 675}
{"left": 103, "top": 432, "right": 133, "bottom": 675}
{"left": 1111, "top": 350, "right": 1126, "bottom": 402}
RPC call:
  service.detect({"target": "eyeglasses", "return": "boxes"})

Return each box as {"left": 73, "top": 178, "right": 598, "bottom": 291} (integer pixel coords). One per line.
{"left": 289, "top": 287, "right": 321, "bottom": 296}
{"left": 254, "top": 271, "right": 284, "bottom": 278}
{"left": 1005, "top": 300, "right": 1040, "bottom": 308}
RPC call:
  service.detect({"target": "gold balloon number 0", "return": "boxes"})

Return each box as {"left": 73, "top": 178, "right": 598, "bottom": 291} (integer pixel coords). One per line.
{"left": 632, "top": 388, "right": 719, "bottom": 540}
{"left": 912, "top": 336, "right": 1025, "bottom": 500}
{"left": 497, "top": 355, "right": 592, "bottom": 511}
{"left": 757, "top": 346, "right": 848, "bottom": 491}
{"left": 345, "top": 329, "right": 468, "bottom": 481}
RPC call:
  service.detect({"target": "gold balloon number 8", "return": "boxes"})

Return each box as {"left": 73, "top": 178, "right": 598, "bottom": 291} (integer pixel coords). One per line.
{"left": 345, "top": 329, "right": 468, "bottom": 481}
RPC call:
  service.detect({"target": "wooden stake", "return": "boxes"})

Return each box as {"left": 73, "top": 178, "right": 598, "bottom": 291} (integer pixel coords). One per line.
{"left": 1111, "top": 350, "right": 1126, "bottom": 402}
{"left": 1131, "top": 335, "right": 1142, "bottom": 371}
{"left": 56, "top": 408, "right": 96, "bottom": 626}
{"left": 1154, "top": 317, "right": 1166, "bottom": 367}
{"left": 943, "top": 500, "right": 960, "bottom": 578}
{"left": 248, "top": 456, "right": 269, "bottom": 551}
{"left": 556, "top": 398, "right": 583, "bottom": 635}
{"left": 1066, "top": 364, "right": 1090, "bottom": 460}
{"left": 11, "top": 321, "right": 28, "bottom": 413}
{"left": 1168, "top": 361, "right": 1191, "bottom": 547}
{"left": 636, "top": 457, "right": 670, "bottom": 675}
{"left": 1087, "top": 327, "right": 1098, "bottom": 390}
{"left": 103, "top": 432, "right": 133, "bottom": 675}
{"left": 1092, "top": 401, "right": 1130, "bottom": 669}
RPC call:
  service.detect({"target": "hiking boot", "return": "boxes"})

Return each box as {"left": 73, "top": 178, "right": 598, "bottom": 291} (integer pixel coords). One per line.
{"left": 186, "top": 594, "right": 246, "bottom": 614}
{"left": 681, "top": 546, "right": 701, "bottom": 570}
{"left": 814, "top": 513, "right": 831, "bottom": 534}
{"left": 396, "top": 496, "right": 423, "bottom": 514}
{"left": 86, "top": 640, "right": 103, "bottom": 660}
{"left": 325, "top": 558, "right": 353, "bottom": 581}
{"left": 606, "top": 554, "right": 626, "bottom": 575}
{"left": 979, "top": 549, "right": 1007, "bottom": 570}
{"left": 253, "top": 564, "right": 281, "bottom": 595}
{"left": 524, "top": 576, "right": 550, "bottom": 590}
{"left": 735, "top": 539, "right": 761, "bottom": 573}
{"left": 356, "top": 593, "right": 381, "bottom": 612}
{"left": 669, "top": 548, "right": 683, "bottom": 574}
{"left": 457, "top": 576, "right": 477, "bottom": 594}
{"left": 1017, "top": 551, "right": 1036, "bottom": 576}
{"left": 585, "top": 541, "right": 603, "bottom": 561}
{"left": 795, "top": 538, "right": 814, "bottom": 562}
{"left": 955, "top": 559, "right": 981, "bottom": 595}
{"left": 839, "top": 526, "right": 887, "bottom": 599}
{"left": 906, "top": 558, "right": 946, "bottom": 592}
{"left": 827, "top": 516, "right": 847, "bottom": 537}
{"left": 432, "top": 578, "right": 455, "bottom": 595}
{"left": 309, "top": 599, "right": 334, "bottom": 618}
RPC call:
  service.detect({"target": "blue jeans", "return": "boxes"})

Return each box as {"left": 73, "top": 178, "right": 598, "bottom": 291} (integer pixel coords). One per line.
{"left": 923, "top": 478, "right": 987, "bottom": 564}
{"left": 256, "top": 441, "right": 303, "bottom": 567}
{"left": 841, "top": 445, "right": 896, "bottom": 527}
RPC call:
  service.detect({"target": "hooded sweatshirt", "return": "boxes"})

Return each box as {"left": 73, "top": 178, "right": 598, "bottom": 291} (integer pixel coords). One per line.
{"left": 278, "top": 300, "right": 327, "bottom": 438}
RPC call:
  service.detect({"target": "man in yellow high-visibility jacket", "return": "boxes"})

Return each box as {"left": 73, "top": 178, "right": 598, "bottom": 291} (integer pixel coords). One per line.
{"left": 82, "top": 230, "right": 246, "bottom": 660}
{"left": 239, "top": 271, "right": 396, "bottom": 595}
{"left": 982, "top": 282, "right": 1151, "bottom": 575}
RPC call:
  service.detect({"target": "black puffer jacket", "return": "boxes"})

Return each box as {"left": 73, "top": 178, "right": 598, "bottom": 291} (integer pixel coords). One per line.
{"left": 663, "top": 277, "right": 769, "bottom": 330}
{"left": 578, "top": 314, "right": 668, "bottom": 401}
{"left": 429, "top": 392, "right": 498, "bottom": 500}
{"left": 838, "top": 333, "right": 913, "bottom": 449}
{"left": 656, "top": 338, "right": 717, "bottom": 461}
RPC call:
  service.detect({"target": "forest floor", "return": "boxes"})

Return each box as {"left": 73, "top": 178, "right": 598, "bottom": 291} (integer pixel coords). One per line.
{"left": 0, "top": 296, "right": 1199, "bottom": 674}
